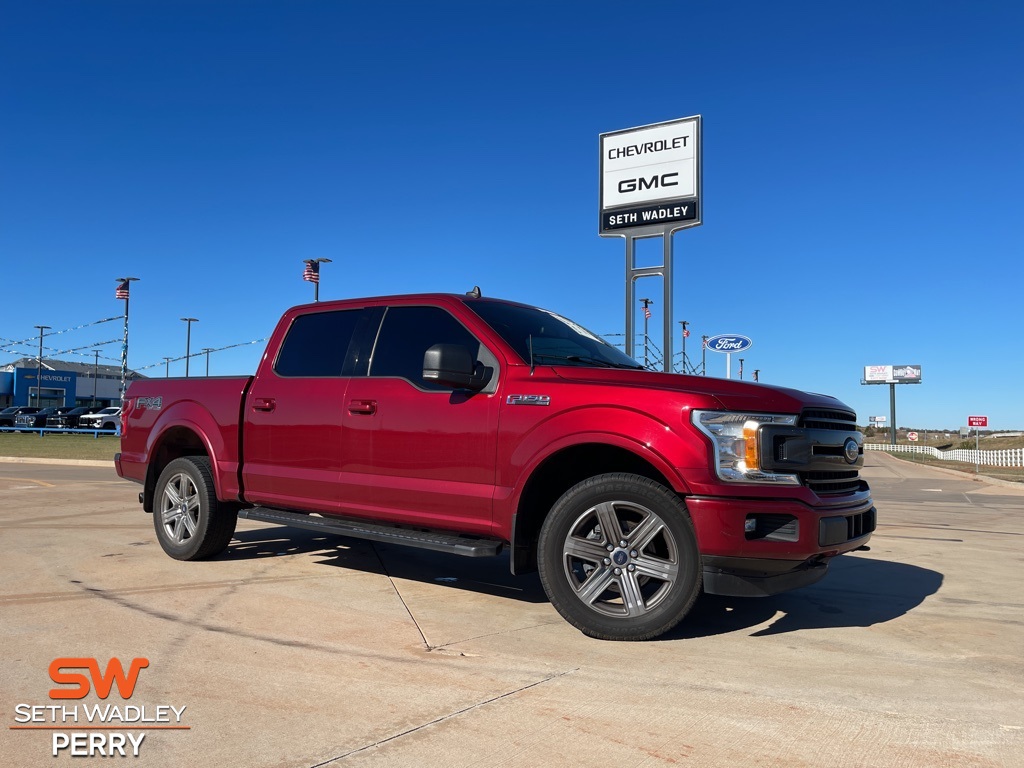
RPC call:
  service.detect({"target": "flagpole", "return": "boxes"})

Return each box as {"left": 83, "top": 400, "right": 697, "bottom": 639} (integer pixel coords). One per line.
{"left": 303, "top": 258, "right": 332, "bottom": 302}
{"left": 115, "top": 277, "right": 139, "bottom": 410}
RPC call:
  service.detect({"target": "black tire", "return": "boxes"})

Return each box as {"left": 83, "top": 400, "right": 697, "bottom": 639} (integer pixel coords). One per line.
{"left": 537, "top": 473, "right": 702, "bottom": 641}
{"left": 153, "top": 456, "right": 237, "bottom": 561}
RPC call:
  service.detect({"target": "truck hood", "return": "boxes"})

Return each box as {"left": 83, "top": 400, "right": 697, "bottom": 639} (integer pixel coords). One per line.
{"left": 550, "top": 368, "right": 854, "bottom": 415}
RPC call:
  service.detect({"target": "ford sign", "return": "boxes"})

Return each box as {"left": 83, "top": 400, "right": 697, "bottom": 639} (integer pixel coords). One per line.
{"left": 704, "top": 334, "right": 753, "bottom": 353}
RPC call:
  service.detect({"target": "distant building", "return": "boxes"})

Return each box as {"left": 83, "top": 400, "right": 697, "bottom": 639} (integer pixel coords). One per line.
{"left": 0, "top": 358, "right": 145, "bottom": 408}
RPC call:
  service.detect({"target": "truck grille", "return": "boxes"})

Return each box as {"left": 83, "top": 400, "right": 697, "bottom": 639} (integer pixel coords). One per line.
{"left": 801, "top": 409, "right": 858, "bottom": 431}
{"left": 799, "top": 409, "right": 862, "bottom": 495}
{"left": 802, "top": 470, "right": 862, "bottom": 495}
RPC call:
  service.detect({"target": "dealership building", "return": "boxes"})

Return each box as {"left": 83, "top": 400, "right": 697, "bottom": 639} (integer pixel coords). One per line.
{"left": 0, "top": 358, "right": 144, "bottom": 409}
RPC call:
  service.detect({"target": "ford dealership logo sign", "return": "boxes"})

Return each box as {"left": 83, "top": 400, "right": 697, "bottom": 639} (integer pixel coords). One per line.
{"left": 705, "top": 334, "right": 753, "bottom": 353}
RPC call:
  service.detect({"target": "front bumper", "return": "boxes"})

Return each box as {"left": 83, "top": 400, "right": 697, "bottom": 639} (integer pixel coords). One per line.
{"left": 688, "top": 493, "right": 875, "bottom": 596}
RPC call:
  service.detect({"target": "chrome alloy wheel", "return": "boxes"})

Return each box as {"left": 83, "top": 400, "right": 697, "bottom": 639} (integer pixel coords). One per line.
{"left": 561, "top": 500, "right": 680, "bottom": 618}
{"left": 159, "top": 471, "right": 201, "bottom": 544}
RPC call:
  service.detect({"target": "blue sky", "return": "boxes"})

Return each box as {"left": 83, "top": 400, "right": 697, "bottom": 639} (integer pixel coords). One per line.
{"left": 1, "top": 1, "right": 1021, "bottom": 429}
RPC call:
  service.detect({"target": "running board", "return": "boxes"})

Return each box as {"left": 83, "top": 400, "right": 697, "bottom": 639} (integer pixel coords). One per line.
{"left": 237, "top": 506, "right": 503, "bottom": 557}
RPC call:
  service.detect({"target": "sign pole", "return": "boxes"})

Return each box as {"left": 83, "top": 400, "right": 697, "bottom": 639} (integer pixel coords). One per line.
{"left": 601, "top": 116, "right": 701, "bottom": 373}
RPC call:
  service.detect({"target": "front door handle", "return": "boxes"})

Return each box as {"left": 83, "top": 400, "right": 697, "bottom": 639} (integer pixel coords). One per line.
{"left": 348, "top": 399, "right": 377, "bottom": 415}
{"left": 252, "top": 397, "right": 276, "bottom": 412}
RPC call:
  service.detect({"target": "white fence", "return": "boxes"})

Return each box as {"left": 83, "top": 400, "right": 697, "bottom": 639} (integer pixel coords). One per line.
{"left": 864, "top": 443, "right": 1024, "bottom": 468}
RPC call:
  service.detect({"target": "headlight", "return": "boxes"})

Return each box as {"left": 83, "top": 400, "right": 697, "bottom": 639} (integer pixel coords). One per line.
{"left": 692, "top": 410, "right": 800, "bottom": 485}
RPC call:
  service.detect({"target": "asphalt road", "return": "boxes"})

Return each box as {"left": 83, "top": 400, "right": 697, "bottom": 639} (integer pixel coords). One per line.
{"left": 1, "top": 453, "right": 1022, "bottom": 767}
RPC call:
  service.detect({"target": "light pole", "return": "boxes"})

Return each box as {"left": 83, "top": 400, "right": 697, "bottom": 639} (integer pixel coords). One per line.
{"left": 738, "top": 358, "right": 745, "bottom": 380}
{"left": 202, "top": 348, "right": 214, "bottom": 377}
{"left": 303, "top": 258, "right": 332, "bottom": 302}
{"left": 181, "top": 318, "right": 198, "bottom": 377}
{"left": 115, "top": 276, "right": 139, "bottom": 408}
{"left": 753, "top": 369, "right": 760, "bottom": 382}
{"left": 34, "top": 325, "right": 50, "bottom": 407}
{"left": 640, "top": 298, "right": 653, "bottom": 369}
{"left": 163, "top": 357, "right": 173, "bottom": 378}
{"left": 92, "top": 350, "right": 100, "bottom": 406}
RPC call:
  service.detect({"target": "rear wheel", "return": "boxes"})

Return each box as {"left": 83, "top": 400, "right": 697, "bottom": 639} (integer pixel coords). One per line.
{"left": 153, "top": 456, "right": 236, "bottom": 560}
{"left": 538, "top": 473, "right": 701, "bottom": 641}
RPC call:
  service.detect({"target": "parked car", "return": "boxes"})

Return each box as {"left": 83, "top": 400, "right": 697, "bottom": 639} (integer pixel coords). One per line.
{"left": 79, "top": 406, "right": 121, "bottom": 431}
{"left": 15, "top": 407, "right": 69, "bottom": 428}
{"left": 0, "top": 406, "right": 41, "bottom": 430}
{"left": 46, "top": 406, "right": 103, "bottom": 431}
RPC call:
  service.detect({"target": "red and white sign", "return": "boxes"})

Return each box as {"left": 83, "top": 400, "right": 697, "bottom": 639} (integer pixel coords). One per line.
{"left": 907, "top": 432, "right": 919, "bottom": 442}
{"left": 967, "top": 416, "right": 988, "bottom": 427}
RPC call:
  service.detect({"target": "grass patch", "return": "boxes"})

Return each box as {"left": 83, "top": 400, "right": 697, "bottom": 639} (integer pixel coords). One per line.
{"left": 0, "top": 432, "right": 118, "bottom": 462}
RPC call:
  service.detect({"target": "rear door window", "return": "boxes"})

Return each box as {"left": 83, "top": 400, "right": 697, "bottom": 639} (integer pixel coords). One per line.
{"left": 274, "top": 310, "right": 361, "bottom": 377}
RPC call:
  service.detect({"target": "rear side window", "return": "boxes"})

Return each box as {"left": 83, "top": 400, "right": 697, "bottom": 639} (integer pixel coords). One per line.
{"left": 275, "top": 310, "right": 361, "bottom": 377}
{"left": 369, "top": 306, "right": 485, "bottom": 391}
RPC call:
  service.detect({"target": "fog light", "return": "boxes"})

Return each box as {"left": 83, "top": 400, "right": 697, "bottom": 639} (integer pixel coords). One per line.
{"left": 744, "top": 517, "right": 757, "bottom": 533}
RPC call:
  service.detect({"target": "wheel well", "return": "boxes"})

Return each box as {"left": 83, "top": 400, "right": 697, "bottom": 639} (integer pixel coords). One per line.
{"left": 511, "top": 444, "right": 674, "bottom": 574}
{"left": 142, "top": 427, "right": 209, "bottom": 513}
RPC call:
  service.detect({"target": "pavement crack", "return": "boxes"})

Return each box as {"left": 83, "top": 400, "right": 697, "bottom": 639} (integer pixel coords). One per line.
{"left": 369, "top": 542, "right": 430, "bottom": 649}
{"left": 309, "top": 668, "right": 578, "bottom": 766}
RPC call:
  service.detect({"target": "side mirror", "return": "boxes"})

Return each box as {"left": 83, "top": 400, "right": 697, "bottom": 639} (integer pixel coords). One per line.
{"left": 422, "top": 344, "right": 486, "bottom": 391}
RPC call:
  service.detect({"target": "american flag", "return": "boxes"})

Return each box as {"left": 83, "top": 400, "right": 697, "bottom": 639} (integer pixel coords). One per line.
{"left": 115, "top": 280, "right": 130, "bottom": 300}
{"left": 303, "top": 261, "right": 320, "bottom": 284}
{"left": 643, "top": 306, "right": 651, "bottom": 319}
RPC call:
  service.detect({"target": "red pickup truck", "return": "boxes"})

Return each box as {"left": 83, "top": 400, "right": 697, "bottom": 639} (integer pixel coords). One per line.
{"left": 116, "top": 292, "right": 874, "bottom": 640}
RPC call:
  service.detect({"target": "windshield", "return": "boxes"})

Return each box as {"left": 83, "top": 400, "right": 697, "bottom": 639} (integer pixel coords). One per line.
{"left": 467, "top": 300, "right": 642, "bottom": 370}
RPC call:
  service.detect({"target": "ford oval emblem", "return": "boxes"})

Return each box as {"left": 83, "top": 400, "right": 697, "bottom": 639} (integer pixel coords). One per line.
{"left": 704, "top": 334, "right": 753, "bottom": 353}
{"left": 843, "top": 437, "right": 860, "bottom": 465}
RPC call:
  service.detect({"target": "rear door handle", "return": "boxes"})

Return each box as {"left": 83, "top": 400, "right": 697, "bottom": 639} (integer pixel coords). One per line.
{"left": 348, "top": 399, "right": 377, "bottom": 415}
{"left": 252, "top": 397, "right": 276, "bottom": 412}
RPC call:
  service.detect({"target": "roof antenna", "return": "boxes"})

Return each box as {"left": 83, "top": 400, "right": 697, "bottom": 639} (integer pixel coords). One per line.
{"left": 466, "top": 285, "right": 481, "bottom": 298}
{"left": 528, "top": 334, "right": 535, "bottom": 376}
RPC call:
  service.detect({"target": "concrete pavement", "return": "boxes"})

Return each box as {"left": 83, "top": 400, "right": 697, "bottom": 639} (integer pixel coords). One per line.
{"left": 2, "top": 454, "right": 1022, "bottom": 767}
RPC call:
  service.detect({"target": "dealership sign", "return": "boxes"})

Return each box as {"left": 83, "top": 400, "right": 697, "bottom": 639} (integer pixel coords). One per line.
{"left": 863, "top": 364, "right": 923, "bottom": 384}
{"left": 705, "top": 334, "right": 753, "bottom": 353}
{"left": 600, "top": 116, "right": 701, "bottom": 233}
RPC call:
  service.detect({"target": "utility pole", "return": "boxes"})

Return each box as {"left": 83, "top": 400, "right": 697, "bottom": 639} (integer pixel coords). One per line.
{"left": 34, "top": 325, "right": 50, "bottom": 406}
{"left": 202, "top": 348, "right": 214, "bottom": 377}
{"left": 181, "top": 318, "right": 198, "bottom": 377}
{"left": 163, "top": 357, "right": 173, "bottom": 377}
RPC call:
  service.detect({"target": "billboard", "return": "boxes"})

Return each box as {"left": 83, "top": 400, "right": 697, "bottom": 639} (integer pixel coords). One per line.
{"left": 600, "top": 116, "right": 701, "bottom": 233}
{"left": 862, "top": 364, "right": 922, "bottom": 384}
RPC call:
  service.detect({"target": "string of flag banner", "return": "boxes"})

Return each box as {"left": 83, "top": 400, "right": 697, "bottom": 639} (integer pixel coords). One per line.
{"left": 134, "top": 338, "right": 269, "bottom": 373}
{"left": 0, "top": 316, "right": 122, "bottom": 352}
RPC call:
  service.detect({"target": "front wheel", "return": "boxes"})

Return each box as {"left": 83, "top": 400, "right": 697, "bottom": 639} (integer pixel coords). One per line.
{"left": 153, "top": 456, "right": 237, "bottom": 560}
{"left": 537, "top": 473, "right": 702, "bottom": 641}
